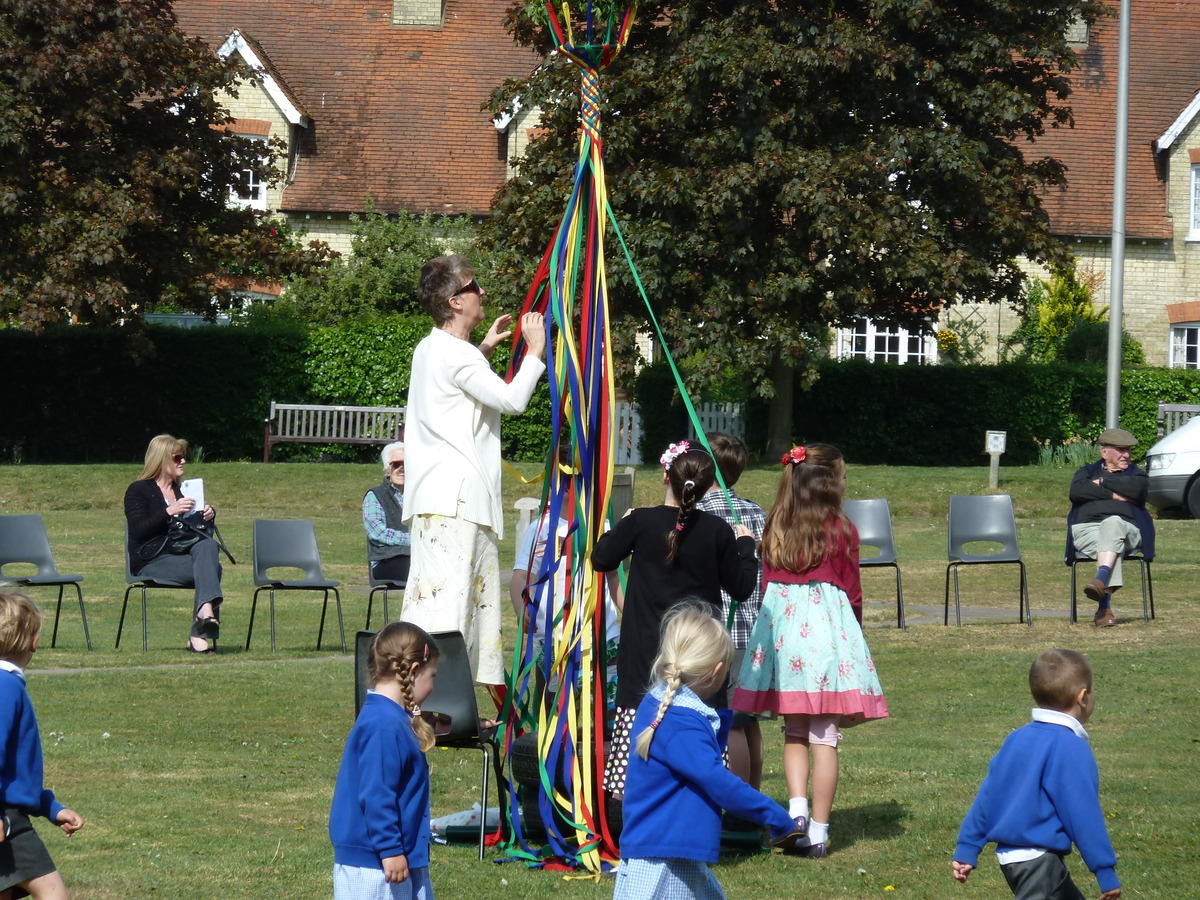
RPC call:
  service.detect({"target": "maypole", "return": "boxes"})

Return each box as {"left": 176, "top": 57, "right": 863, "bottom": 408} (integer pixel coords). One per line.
{"left": 499, "top": 0, "right": 636, "bottom": 874}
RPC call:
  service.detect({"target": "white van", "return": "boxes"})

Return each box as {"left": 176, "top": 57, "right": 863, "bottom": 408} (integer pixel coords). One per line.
{"left": 1146, "top": 415, "right": 1200, "bottom": 516}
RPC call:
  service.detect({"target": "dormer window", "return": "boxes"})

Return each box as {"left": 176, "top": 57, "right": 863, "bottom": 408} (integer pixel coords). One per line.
{"left": 393, "top": 0, "right": 444, "bottom": 27}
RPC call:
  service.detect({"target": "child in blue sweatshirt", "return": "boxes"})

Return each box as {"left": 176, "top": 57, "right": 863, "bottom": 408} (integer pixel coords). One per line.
{"left": 614, "top": 603, "right": 799, "bottom": 900}
{"left": 330, "top": 622, "right": 440, "bottom": 900}
{"left": 0, "top": 589, "right": 84, "bottom": 900}
{"left": 953, "top": 648, "right": 1121, "bottom": 900}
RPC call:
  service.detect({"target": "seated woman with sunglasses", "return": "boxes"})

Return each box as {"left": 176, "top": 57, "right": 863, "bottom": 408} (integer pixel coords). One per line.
{"left": 363, "top": 441, "right": 411, "bottom": 584}
{"left": 402, "top": 255, "right": 546, "bottom": 687}
{"left": 124, "top": 434, "right": 224, "bottom": 654}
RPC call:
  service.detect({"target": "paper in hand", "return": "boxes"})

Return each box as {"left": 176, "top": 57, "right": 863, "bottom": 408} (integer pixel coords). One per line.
{"left": 181, "top": 478, "right": 205, "bottom": 510}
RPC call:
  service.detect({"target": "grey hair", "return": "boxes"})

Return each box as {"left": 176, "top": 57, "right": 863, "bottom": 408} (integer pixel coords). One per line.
{"left": 381, "top": 441, "right": 405, "bottom": 473}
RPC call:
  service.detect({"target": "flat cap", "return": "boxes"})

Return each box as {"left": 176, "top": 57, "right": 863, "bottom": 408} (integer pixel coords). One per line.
{"left": 1097, "top": 427, "right": 1138, "bottom": 448}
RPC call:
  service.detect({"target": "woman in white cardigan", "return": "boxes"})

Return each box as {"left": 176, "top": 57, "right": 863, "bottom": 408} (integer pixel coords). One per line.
{"left": 402, "top": 255, "right": 547, "bottom": 686}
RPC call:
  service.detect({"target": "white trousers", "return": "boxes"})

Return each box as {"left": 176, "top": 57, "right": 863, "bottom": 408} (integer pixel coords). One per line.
{"left": 404, "top": 507, "right": 504, "bottom": 684}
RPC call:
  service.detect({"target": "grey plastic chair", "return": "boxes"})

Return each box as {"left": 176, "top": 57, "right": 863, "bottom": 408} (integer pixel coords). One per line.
{"left": 354, "top": 629, "right": 500, "bottom": 860}
{"left": 844, "top": 499, "right": 905, "bottom": 629}
{"left": 118, "top": 521, "right": 194, "bottom": 650}
{"left": 0, "top": 514, "right": 91, "bottom": 649}
{"left": 246, "top": 519, "right": 345, "bottom": 652}
{"left": 364, "top": 546, "right": 407, "bottom": 631}
{"left": 944, "top": 494, "right": 1031, "bottom": 626}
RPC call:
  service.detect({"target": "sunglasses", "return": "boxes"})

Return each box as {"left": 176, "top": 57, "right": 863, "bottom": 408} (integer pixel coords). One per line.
{"left": 388, "top": 461, "right": 405, "bottom": 471}
{"left": 172, "top": 454, "right": 186, "bottom": 464}
{"left": 452, "top": 278, "right": 481, "bottom": 297}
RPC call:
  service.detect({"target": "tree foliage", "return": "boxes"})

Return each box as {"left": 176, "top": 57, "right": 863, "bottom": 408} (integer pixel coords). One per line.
{"left": 479, "top": 0, "right": 1106, "bottom": 447}
{"left": 0, "top": 0, "right": 332, "bottom": 328}
{"left": 283, "top": 205, "right": 474, "bottom": 325}
{"left": 1003, "top": 267, "right": 1143, "bottom": 364}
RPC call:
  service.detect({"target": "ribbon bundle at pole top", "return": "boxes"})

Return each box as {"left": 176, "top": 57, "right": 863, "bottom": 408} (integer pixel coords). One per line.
{"left": 499, "top": 0, "right": 637, "bottom": 873}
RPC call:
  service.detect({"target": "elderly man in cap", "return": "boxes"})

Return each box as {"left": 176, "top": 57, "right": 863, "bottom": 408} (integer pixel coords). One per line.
{"left": 1067, "top": 427, "right": 1154, "bottom": 626}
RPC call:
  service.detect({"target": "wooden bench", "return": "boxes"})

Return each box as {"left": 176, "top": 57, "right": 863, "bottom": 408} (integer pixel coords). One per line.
{"left": 263, "top": 402, "right": 405, "bottom": 462}
{"left": 1156, "top": 402, "right": 1200, "bottom": 439}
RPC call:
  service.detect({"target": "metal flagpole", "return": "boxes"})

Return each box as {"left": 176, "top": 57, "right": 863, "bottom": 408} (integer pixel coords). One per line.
{"left": 1106, "top": 0, "right": 1131, "bottom": 427}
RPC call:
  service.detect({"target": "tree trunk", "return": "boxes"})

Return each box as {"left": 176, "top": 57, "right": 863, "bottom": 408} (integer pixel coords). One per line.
{"left": 765, "top": 356, "right": 794, "bottom": 459}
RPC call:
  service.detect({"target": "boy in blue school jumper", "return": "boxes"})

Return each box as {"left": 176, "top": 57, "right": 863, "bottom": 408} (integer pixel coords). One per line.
{"left": 0, "top": 589, "right": 84, "bottom": 900}
{"left": 953, "top": 649, "right": 1120, "bottom": 900}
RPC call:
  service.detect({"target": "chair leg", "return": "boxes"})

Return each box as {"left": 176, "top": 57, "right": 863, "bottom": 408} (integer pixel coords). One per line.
{"left": 943, "top": 566, "right": 952, "bottom": 626}
{"left": 1070, "top": 561, "right": 1079, "bottom": 624}
{"left": 246, "top": 588, "right": 262, "bottom": 650}
{"left": 269, "top": 587, "right": 277, "bottom": 652}
{"left": 382, "top": 587, "right": 390, "bottom": 624}
{"left": 1146, "top": 561, "right": 1155, "bottom": 620}
{"left": 50, "top": 585, "right": 64, "bottom": 648}
{"left": 1019, "top": 561, "right": 1031, "bottom": 625}
{"left": 318, "top": 590, "right": 328, "bottom": 650}
{"left": 365, "top": 587, "right": 376, "bottom": 632}
{"left": 1138, "top": 559, "right": 1150, "bottom": 623}
{"left": 141, "top": 586, "right": 149, "bottom": 652}
{"left": 74, "top": 583, "right": 92, "bottom": 651}
{"left": 478, "top": 745, "right": 491, "bottom": 861}
{"left": 894, "top": 566, "right": 905, "bottom": 629}
{"left": 953, "top": 565, "right": 963, "bottom": 627}
{"left": 334, "top": 589, "right": 346, "bottom": 653}
{"left": 117, "top": 586, "right": 133, "bottom": 649}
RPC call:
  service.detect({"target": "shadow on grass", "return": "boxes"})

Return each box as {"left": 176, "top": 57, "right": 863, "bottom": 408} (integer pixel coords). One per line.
{"left": 833, "top": 799, "right": 909, "bottom": 851}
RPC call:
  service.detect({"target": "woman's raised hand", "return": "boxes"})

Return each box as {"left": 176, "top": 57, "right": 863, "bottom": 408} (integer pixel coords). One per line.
{"left": 522, "top": 311, "right": 546, "bottom": 359}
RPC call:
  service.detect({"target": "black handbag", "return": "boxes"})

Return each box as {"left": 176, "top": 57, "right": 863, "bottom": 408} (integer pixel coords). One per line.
{"left": 141, "top": 514, "right": 236, "bottom": 564}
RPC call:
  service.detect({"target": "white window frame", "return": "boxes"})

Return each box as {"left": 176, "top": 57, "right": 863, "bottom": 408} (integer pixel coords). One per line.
{"left": 1189, "top": 164, "right": 1200, "bottom": 241}
{"left": 229, "top": 135, "right": 269, "bottom": 212}
{"left": 1169, "top": 322, "right": 1200, "bottom": 368}
{"left": 836, "top": 318, "right": 936, "bottom": 365}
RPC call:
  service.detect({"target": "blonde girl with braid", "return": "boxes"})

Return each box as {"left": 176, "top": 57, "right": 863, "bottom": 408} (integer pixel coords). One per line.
{"left": 330, "top": 622, "right": 440, "bottom": 900}
{"left": 614, "top": 604, "right": 795, "bottom": 900}
{"left": 593, "top": 441, "right": 759, "bottom": 800}
{"left": 732, "top": 444, "right": 889, "bottom": 859}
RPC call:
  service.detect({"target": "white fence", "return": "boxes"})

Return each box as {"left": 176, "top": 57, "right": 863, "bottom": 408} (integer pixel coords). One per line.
{"left": 613, "top": 401, "right": 744, "bottom": 465}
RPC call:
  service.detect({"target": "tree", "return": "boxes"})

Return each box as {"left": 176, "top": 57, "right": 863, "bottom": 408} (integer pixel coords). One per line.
{"left": 0, "top": 0, "right": 331, "bottom": 328}
{"left": 1004, "top": 268, "right": 1144, "bottom": 364}
{"left": 282, "top": 204, "right": 474, "bottom": 326}
{"left": 480, "top": 0, "right": 1106, "bottom": 455}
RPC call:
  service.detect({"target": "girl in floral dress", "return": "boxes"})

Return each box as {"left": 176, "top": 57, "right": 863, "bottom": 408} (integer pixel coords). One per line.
{"left": 731, "top": 443, "right": 888, "bottom": 858}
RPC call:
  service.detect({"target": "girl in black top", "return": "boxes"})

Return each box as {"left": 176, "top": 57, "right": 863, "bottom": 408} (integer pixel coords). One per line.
{"left": 591, "top": 441, "right": 757, "bottom": 797}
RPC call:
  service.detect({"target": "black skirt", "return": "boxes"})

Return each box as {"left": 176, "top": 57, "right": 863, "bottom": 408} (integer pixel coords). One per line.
{"left": 0, "top": 808, "right": 56, "bottom": 896}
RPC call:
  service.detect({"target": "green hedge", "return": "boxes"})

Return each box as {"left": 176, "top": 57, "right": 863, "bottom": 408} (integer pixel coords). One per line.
{"left": 0, "top": 322, "right": 308, "bottom": 463}
{"left": 0, "top": 317, "right": 552, "bottom": 463}
{"left": 636, "top": 359, "right": 1200, "bottom": 466}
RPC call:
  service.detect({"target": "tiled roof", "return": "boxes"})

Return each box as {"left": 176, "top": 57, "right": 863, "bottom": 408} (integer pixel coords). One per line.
{"left": 1031, "top": 0, "right": 1200, "bottom": 240}
{"left": 175, "top": 0, "right": 541, "bottom": 215}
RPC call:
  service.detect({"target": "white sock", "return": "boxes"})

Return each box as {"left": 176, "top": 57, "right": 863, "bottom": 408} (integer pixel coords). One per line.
{"left": 788, "top": 798, "right": 809, "bottom": 820}
{"left": 808, "top": 820, "right": 829, "bottom": 844}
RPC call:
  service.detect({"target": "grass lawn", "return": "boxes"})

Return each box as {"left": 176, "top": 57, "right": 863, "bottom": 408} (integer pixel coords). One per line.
{"left": 0, "top": 460, "right": 1196, "bottom": 899}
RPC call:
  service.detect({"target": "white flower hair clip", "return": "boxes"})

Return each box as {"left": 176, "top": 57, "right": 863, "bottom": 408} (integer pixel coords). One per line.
{"left": 659, "top": 440, "right": 691, "bottom": 470}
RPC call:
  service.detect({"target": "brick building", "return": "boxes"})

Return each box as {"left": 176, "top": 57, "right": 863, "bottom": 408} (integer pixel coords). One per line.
{"left": 173, "top": 0, "right": 541, "bottom": 257}
{"left": 854, "top": 0, "right": 1200, "bottom": 367}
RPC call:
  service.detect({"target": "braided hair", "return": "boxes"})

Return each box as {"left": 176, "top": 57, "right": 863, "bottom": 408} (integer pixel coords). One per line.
{"left": 664, "top": 449, "right": 716, "bottom": 564}
{"left": 368, "top": 621, "right": 441, "bottom": 752}
{"left": 634, "top": 601, "right": 733, "bottom": 760}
